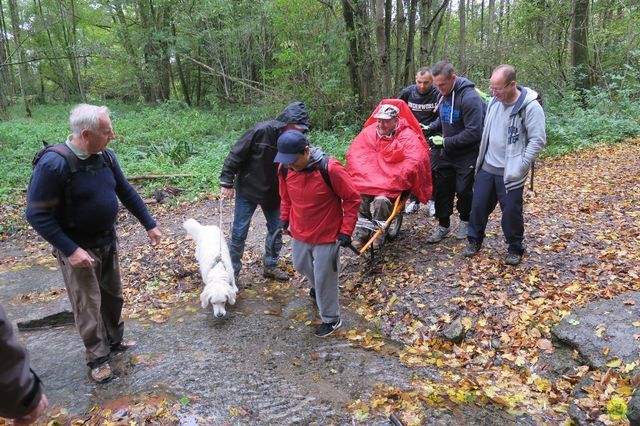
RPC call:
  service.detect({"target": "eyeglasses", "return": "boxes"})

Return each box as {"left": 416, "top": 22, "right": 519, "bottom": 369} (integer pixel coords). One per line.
{"left": 490, "top": 81, "right": 514, "bottom": 93}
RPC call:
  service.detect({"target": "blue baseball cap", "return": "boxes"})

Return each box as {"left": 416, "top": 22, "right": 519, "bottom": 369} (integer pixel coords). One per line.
{"left": 274, "top": 130, "right": 309, "bottom": 164}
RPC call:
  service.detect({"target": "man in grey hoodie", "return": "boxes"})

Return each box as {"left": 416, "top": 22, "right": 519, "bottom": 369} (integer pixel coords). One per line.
{"left": 426, "top": 61, "right": 485, "bottom": 243}
{"left": 463, "top": 64, "right": 546, "bottom": 265}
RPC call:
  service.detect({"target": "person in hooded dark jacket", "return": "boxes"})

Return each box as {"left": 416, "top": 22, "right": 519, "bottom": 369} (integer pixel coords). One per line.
{"left": 426, "top": 61, "right": 484, "bottom": 243}
{"left": 398, "top": 66, "right": 441, "bottom": 216}
{"left": 220, "top": 102, "right": 310, "bottom": 282}
{"left": 0, "top": 304, "right": 48, "bottom": 425}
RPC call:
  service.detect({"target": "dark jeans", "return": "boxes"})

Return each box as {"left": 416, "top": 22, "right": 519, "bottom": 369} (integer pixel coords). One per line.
{"left": 228, "top": 192, "right": 282, "bottom": 275}
{"left": 433, "top": 159, "right": 474, "bottom": 224}
{"left": 467, "top": 169, "right": 525, "bottom": 255}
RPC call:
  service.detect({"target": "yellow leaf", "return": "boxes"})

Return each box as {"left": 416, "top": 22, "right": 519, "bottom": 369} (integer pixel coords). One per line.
{"left": 606, "top": 358, "right": 622, "bottom": 368}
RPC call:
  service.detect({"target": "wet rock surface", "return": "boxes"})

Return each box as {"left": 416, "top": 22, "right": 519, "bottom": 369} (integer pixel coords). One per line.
{"left": 0, "top": 210, "right": 527, "bottom": 425}
{"left": 552, "top": 291, "right": 640, "bottom": 370}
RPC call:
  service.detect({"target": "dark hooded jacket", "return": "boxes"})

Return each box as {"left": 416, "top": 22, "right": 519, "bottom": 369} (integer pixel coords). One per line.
{"left": 219, "top": 102, "right": 309, "bottom": 208}
{"left": 430, "top": 76, "right": 484, "bottom": 164}
{"left": 0, "top": 305, "right": 43, "bottom": 420}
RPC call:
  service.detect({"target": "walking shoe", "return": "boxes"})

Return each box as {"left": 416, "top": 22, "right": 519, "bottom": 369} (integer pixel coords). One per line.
{"left": 463, "top": 241, "right": 481, "bottom": 257}
{"left": 351, "top": 239, "right": 365, "bottom": 251}
{"left": 90, "top": 363, "right": 114, "bottom": 383}
{"left": 404, "top": 200, "right": 420, "bottom": 214}
{"left": 314, "top": 319, "right": 343, "bottom": 337}
{"left": 263, "top": 266, "right": 289, "bottom": 281}
{"left": 505, "top": 253, "right": 523, "bottom": 266}
{"left": 455, "top": 221, "right": 468, "bottom": 240}
{"left": 111, "top": 339, "right": 137, "bottom": 353}
{"left": 426, "top": 200, "right": 436, "bottom": 217}
{"left": 372, "top": 235, "right": 385, "bottom": 250}
{"left": 426, "top": 226, "right": 450, "bottom": 243}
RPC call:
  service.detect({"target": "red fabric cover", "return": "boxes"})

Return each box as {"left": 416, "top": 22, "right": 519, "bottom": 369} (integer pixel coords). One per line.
{"left": 279, "top": 158, "right": 361, "bottom": 244}
{"left": 346, "top": 100, "right": 432, "bottom": 203}
{"left": 363, "top": 99, "right": 428, "bottom": 147}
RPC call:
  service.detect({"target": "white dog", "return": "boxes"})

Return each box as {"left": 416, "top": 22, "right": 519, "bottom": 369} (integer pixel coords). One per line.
{"left": 183, "top": 218, "right": 238, "bottom": 318}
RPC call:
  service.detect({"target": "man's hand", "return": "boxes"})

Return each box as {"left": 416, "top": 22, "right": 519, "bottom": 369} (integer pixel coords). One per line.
{"left": 281, "top": 220, "right": 290, "bottom": 236}
{"left": 13, "top": 393, "right": 48, "bottom": 426}
{"left": 336, "top": 233, "right": 351, "bottom": 247}
{"left": 68, "top": 248, "right": 95, "bottom": 268}
{"left": 428, "top": 135, "right": 444, "bottom": 149}
{"left": 221, "top": 187, "right": 235, "bottom": 199}
{"left": 147, "top": 227, "right": 162, "bottom": 246}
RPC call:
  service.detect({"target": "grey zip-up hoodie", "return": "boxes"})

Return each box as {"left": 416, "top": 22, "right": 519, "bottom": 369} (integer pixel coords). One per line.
{"left": 476, "top": 86, "right": 546, "bottom": 191}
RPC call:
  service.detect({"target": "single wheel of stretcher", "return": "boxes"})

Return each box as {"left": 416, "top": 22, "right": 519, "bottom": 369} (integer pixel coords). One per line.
{"left": 386, "top": 211, "right": 403, "bottom": 240}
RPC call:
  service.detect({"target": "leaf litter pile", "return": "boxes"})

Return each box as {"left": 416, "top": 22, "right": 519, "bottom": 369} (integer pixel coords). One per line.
{"left": 0, "top": 140, "right": 638, "bottom": 424}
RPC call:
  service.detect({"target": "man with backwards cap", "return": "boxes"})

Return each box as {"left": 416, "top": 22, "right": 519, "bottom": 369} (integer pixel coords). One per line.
{"left": 275, "top": 130, "right": 360, "bottom": 337}
{"left": 220, "top": 102, "right": 310, "bottom": 284}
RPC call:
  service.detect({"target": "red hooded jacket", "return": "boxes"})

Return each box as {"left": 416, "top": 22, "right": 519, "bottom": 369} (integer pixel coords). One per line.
{"left": 346, "top": 99, "right": 432, "bottom": 203}
{"left": 279, "top": 156, "right": 361, "bottom": 244}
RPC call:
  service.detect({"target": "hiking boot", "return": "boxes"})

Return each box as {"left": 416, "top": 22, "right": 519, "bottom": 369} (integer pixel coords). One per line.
{"left": 263, "top": 266, "right": 289, "bottom": 281}
{"left": 426, "top": 200, "right": 436, "bottom": 217}
{"left": 455, "top": 221, "right": 468, "bottom": 240}
{"left": 463, "top": 241, "right": 481, "bottom": 257}
{"left": 426, "top": 226, "right": 450, "bottom": 243}
{"left": 90, "top": 363, "right": 114, "bottom": 383}
{"left": 314, "top": 319, "right": 343, "bottom": 337}
{"left": 505, "top": 253, "right": 523, "bottom": 266}
{"left": 404, "top": 201, "right": 419, "bottom": 214}
{"left": 111, "top": 340, "right": 136, "bottom": 353}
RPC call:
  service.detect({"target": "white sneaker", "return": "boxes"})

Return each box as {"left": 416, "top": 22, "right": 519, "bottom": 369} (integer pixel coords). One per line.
{"left": 404, "top": 201, "right": 419, "bottom": 214}
{"left": 426, "top": 200, "right": 436, "bottom": 217}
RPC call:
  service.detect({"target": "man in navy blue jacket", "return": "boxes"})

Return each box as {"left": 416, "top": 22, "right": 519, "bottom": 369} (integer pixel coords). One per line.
{"left": 25, "top": 104, "right": 162, "bottom": 383}
{"left": 426, "top": 61, "right": 484, "bottom": 243}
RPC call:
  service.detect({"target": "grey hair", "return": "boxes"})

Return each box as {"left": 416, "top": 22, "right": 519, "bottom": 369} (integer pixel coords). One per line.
{"left": 69, "top": 104, "right": 110, "bottom": 137}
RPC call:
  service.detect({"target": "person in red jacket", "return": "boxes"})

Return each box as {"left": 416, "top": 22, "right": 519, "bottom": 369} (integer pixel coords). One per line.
{"left": 275, "top": 130, "right": 360, "bottom": 337}
{"left": 347, "top": 102, "right": 432, "bottom": 250}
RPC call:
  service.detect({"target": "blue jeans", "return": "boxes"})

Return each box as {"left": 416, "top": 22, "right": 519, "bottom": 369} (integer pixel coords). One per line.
{"left": 228, "top": 192, "right": 282, "bottom": 275}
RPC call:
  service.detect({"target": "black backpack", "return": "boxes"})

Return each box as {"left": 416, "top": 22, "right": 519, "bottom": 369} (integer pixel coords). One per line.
{"left": 278, "top": 154, "right": 333, "bottom": 192}
{"left": 29, "top": 142, "right": 116, "bottom": 227}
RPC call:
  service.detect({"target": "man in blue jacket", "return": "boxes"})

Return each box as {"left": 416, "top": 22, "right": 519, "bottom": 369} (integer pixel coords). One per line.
{"left": 426, "top": 61, "right": 484, "bottom": 243}
{"left": 463, "top": 64, "right": 546, "bottom": 265}
{"left": 26, "top": 104, "right": 162, "bottom": 383}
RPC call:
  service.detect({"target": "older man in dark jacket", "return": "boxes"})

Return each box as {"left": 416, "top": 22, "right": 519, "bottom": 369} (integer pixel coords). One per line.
{"left": 220, "top": 102, "right": 310, "bottom": 282}
{"left": 1, "top": 304, "right": 48, "bottom": 424}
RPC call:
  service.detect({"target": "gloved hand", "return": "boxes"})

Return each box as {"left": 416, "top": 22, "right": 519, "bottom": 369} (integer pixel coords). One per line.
{"left": 336, "top": 233, "right": 352, "bottom": 247}
{"left": 428, "top": 135, "right": 444, "bottom": 149}
{"left": 281, "top": 220, "right": 290, "bottom": 235}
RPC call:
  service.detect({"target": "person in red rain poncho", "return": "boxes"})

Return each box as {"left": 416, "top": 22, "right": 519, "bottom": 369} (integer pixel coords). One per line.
{"left": 347, "top": 100, "right": 432, "bottom": 250}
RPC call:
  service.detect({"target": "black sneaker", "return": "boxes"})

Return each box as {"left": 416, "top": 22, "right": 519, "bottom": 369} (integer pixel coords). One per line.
{"left": 463, "top": 241, "right": 480, "bottom": 257}
{"left": 309, "top": 287, "right": 316, "bottom": 298}
{"left": 111, "top": 339, "right": 136, "bottom": 353}
{"left": 505, "top": 253, "right": 523, "bottom": 266}
{"left": 314, "top": 319, "right": 342, "bottom": 337}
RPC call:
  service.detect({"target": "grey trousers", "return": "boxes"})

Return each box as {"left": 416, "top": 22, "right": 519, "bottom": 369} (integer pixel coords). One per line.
{"left": 355, "top": 195, "right": 394, "bottom": 241}
{"left": 291, "top": 239, "right": 340, "bottom": 323}
{"left": 55, "top": 243, "right": 124, "bottom": 368}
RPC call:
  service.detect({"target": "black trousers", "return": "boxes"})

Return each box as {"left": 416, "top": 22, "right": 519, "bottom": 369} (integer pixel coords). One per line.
{"left": 433, "top": 158, "right": 475, "bottom": 223}
{"left": 467, "top": 169, "right": 525, "bottom": 255}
